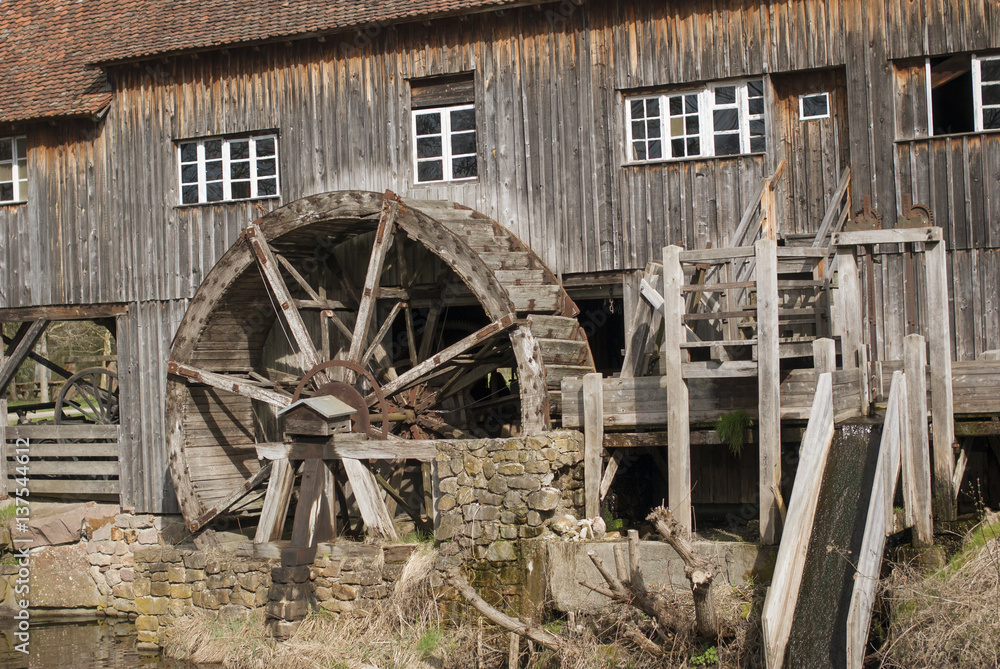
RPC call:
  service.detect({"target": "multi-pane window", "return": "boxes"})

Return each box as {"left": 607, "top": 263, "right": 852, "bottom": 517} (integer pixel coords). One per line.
{"left": 178, "top": 134, "right": 278, "bottom": 205}
{"left": 626, "top": 79, "right": 767, "bottom": 162}
{"left": 413, "top": 104, "right": 478, "bottom": 183}
{"left": 974, "top": 55, "right": 1000, "bottom": 131}
{"left": 0, "top": 136, "right": 28, "bottom": 204}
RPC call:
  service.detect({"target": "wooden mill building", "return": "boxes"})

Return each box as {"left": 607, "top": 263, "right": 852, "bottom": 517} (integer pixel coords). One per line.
{"left": 1, "top": 0, "right": 998, "bottom": 532}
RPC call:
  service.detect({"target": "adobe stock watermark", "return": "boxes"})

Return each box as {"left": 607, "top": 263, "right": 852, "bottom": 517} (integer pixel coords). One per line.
{"left": 11, "top": 437, "right": 33, "bottom": 654}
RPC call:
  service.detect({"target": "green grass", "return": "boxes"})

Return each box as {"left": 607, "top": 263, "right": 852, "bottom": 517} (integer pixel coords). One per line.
{"left": 932, "top": 518, "right": 1000, "bottom": 580}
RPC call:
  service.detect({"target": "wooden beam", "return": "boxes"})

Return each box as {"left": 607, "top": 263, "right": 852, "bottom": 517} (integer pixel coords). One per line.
{"left": 189, "top": 462, "right": 273, "bottom": 533}
{"left": 924, "top": 240, "right": 956, "bottom": 521}
{"left": 583, "top": 373, "right": 603, "bottom": 519}
{"left": 903, "top": 335, "right": 934, "bottom": 546}
{"left": 5, "top": 423, "right": 120, "bottom": 440}
{"left": 168, "top": 362, "right": 292, "bottom": 408}
{"left": 245, "top": 223, "right": 326, "bottom": 379}
{"left": 0, "top": 304, "right": 127, "bottom": 322}
{"left": 599, "top": 450, "right": 625, "bottom": 500}
{"left": 375, "top": 315, "right": 514, "bottom": 400}
{"left": 813, "top": 338, "right": 837, "bottom": 375}
{"left": 347, "top": 194, "right": 399, "bottom": 369}
{"left": 846, "top": 371, "right": 905, "bottom": 668}
{"left": 756, "top": 239, "right": 781, "bottom": 545}
{"left": 621, "top": 274, "right": 662, "bottom": 379}
{"left": 835, "top": 246, "right": 863, "bottom": 370}
{"left": 255, "top": 437, "right": 437, "bottom": 462}
{"left": 833, "top": 227, "right": 942, "bottom": 246}
{"left": 812, "top": 168, "right": 851, "bottom": 246}
{"left": 254, "top": 458, "right": 295, "bottom": 543}
{"left": 0, "top": 319, "right": 49, "bottom": 395}
{"left": 1, "top": 333, "right": 76, "bottom": 381}
{"left": 0, "top": 400, "right": 7, "bottom": 497}
{"left": 281, "top": 458, "right": 332, "bottom": 567}
{"left": 761, "top": 373, "right": 834, "bottom": 669}
{"left": 343, "top": 458, "right": 398, "bottom": 540}
{"left": 663, "top": 245, "right": 691, "bottom": 535}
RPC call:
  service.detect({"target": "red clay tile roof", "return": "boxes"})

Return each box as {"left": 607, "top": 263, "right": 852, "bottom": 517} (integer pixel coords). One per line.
{"left": 1, "top": 0, "right": 535, "bottom": 123}
{"left": 1, "top": 0, "right": 115, "bottom": 123}
{"left": 88, "top": 0, "right": 534, "bottom": 65}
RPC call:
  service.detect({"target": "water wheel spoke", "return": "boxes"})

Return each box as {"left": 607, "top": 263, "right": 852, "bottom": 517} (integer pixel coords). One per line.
{"left": 274, "top": 252, "right": 323, "bottom": 302}
{"left": 346, "top": 196, "right": 399, "bottom": 368}
{"left": 373, "top": 316, "right": 515, "bottom": 401}
{"left": 415, "top": 413, "right": 472, "bottom": 439}
{"left": 169, "top": 362, "right": 292, "bottom": 408}
{"left": 245, "top": 223, "right": 326, "bottom": 383}
{"left": 361, "top": 301, "right": 404, "bottom": 369}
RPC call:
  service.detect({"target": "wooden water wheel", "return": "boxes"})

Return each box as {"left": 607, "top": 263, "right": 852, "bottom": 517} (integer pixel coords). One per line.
{"left": 166, "top": 191, "right": 594, "bottom": 532}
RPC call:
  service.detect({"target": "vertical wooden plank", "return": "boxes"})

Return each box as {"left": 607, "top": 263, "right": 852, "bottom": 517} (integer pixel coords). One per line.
{"left": 254, "top": 457, "right": 295, "bottom": 543}
{"left": 761, "top": 373, "right": 834, "bottom": 669}
{"left": 756, "top": 238, "right": 781, "bottom": 545}
{"left": 662, "top": 245, "right": 691, "bottom": 535}
{"left": 0, "top": 399, "right": 7, "bottom": 498}
{"left": 924, "top": 240, "right": 956, "bottom": 521}
{"left": 282, "top": 458, "right": 328, "bottom": 567}
{"left": 342, "top": 458, "right": 398, "bottom": 540}
{"left": 813, "top": 337, "right": 837, "bottom": 375}
{"left": 846, "top": 371, "right": 905, "bottom": 669}
{"left": 836, "top": 246, "right": 864, "bottom": 370}
{"left": 583, "top": 372, "right": 604, "bottom": 520}
{"left": 903, "top": 334, "right": 934, "bottom": 546}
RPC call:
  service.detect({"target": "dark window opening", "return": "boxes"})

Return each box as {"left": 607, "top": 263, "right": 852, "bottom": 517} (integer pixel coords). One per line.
{"left": 574, "top": 298, "right": 625, "bottom": 376}
{"left": 930, "top": 55, "right": 975, "bottom": 135}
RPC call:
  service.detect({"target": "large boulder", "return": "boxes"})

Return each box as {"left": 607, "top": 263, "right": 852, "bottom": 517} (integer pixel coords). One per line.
{"left": 8, "top": 502, "right": 119, "bottom": 547}
{"left": 29, "top": 543, "right": 100, "bottom": 609}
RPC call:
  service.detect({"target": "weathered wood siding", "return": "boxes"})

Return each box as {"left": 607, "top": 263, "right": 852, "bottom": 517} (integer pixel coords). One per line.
{"left": 116, "top": 299, "right": 187, "bottom": 513}
{"left": 2, "top": 0, "right": 1000, "bottom": 510}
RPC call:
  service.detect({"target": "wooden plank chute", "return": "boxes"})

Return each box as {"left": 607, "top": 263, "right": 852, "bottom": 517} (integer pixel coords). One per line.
{"left": 761, "top": 372, "right": 835, "bottom": 669}
{"left": 845, "top": 371, "right": 906, "bottom": 668}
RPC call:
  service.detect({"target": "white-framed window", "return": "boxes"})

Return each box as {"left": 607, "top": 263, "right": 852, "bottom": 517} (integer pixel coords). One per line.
{"left": 626, "top": 79, "right": 766, "bottom": 163}
{"left": 973, "top": 55, "right": 1000, "bottom": 131}
{"left": 799, "top": 93, "right": 831, "bottom": 120}
{"left": 926, "top": 53, "right": 1000, "bottom": 135}
{"left": 412, "top": 104, "right": 478, "bottom": 183}
{"left": 0, "top": 136, "right": 28, "bottom": 204}
{"left": 177, "top": 134, "right": 279, "bottom": 205}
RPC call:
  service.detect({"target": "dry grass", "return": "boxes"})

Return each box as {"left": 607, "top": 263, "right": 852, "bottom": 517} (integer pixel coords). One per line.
{"left": 876, "top": 512, "right": 1000, "bottom": 668}
{"left": 164, "top": 543, "right": 765, "bottom": 669}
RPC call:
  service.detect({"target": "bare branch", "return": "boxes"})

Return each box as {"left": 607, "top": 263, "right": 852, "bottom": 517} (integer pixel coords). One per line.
{"left": 446, "top": 569, "right": 568, "bottom": 655}
{"left": 647, "top": 505, "right": 721, "bottom": 639}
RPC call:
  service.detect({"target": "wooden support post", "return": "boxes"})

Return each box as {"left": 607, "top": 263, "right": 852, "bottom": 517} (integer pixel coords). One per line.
{"left": 343, "top": 458, "right": 399, "bottom": 540}
{"left": 662, "top": 245, "right": 691, "bottom": 535}
{"left": 0, "top": 399, "right": 7, "bottom": 497}
{"left": 762, "top": 373, "right": 835, "bottom": 669}
{"left": 254, "top": 458, "right": 295, "bottom": 543}
{"left": 282, "top": 458, "right": 332, "bottom": 567}
{"left": 903, "top": 334, "right": 934, "bottom": 546}
{"left": 756, "top": 238, "right": 782, "bottom": 545}
{"left": 846, "top": 371, "right": 905, "bottom": 668}
{"left": 924, "top": 240, "right": 956, "bottom": 521}
{"left": 583, "top": 372, "right": 604, "bottom": 520}
{"left": 813, "top": 338, "right": 836, "bottom": 375}
{"left": 859, "top": 344, "right": 872, "bottom": 416}
{"left": 835, "top": 246, "right": 863, "bottom": 370}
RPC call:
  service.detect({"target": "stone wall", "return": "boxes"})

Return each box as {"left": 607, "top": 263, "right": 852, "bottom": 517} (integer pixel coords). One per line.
{"left": 432, "top": 430, "right": 585, "bottom": 614}
{"left": 97, "top": 537, "right": 417, "bottom": 650}
{"left": 433, "top": 431, "right": 585, "bottom": 554}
